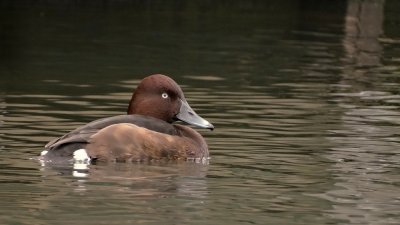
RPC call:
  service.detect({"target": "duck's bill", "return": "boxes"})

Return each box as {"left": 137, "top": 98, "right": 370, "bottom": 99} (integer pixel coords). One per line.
{"left": 175, "top": 99, "right": 214, "bottom": 130}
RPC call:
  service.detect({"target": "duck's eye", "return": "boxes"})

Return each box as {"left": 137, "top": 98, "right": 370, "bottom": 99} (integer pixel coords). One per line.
{"left": 161, "top": 93, "right": 169, "bottom": 99}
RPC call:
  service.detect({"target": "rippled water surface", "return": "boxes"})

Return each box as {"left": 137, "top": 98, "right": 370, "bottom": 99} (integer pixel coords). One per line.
{"left": 1, "top": 1, "right": 400, "bottom": 224}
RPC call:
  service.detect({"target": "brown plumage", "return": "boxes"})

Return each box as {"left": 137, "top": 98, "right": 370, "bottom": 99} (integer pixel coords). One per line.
{"left": 42, "top": 74, "right": 213, "bottom": 162}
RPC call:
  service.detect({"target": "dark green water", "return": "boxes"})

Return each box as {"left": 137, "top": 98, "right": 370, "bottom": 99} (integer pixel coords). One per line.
{"left": 1, "top": 1, "right": 400, "bottom": 224}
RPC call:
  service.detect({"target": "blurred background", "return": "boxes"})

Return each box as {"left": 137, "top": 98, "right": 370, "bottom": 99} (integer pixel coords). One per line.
{"left": 1, "top": 1, "right": 400, "bottom": 225}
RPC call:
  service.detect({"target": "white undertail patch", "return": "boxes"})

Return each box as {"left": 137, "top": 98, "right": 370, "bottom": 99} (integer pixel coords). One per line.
{"left": 72, "top": 149, "right": 91, "bottom": 178}
{"left": 40, "top": 150, "right": 48, "bottom": 156}
{"left": 73, "top": 149, "right": 91, "bottom": 163}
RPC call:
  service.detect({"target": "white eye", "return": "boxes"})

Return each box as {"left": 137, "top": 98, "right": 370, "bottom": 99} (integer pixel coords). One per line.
{"left": 161, "top": 93, "right": 169, "bottom": 99}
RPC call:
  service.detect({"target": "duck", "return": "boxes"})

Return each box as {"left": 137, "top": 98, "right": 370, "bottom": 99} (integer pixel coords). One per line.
{"left": 40, "top": 74, "right": 214, "bottom": 163}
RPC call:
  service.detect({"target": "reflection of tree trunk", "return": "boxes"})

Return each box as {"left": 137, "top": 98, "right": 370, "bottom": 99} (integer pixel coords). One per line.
{"left": 0, "top": 95, "right": 4, "bottom": 150}
{"left": 325, "top": 1, "right": 400, "bottom": 224}
{"left": 343, "top": 0, "right": 384, "bottom": 67}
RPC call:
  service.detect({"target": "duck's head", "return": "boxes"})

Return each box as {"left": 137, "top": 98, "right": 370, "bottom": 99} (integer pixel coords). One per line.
{"left": 127, "top": 74, "right": 214, "bottom": 130}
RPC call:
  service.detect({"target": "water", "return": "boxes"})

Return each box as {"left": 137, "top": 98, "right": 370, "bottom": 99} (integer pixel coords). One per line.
{"left": 1, "top": 0, "right": 400, "bottom": 224}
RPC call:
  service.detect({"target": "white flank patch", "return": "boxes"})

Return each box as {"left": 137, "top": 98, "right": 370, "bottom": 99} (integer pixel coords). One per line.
{"left": 73, "top": 149, "right": 91, "bottom": 163}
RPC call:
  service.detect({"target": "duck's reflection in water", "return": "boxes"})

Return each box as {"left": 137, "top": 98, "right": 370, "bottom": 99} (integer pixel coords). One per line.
{"left": 40, "top": 160, "right": 209, "bottom": 199}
